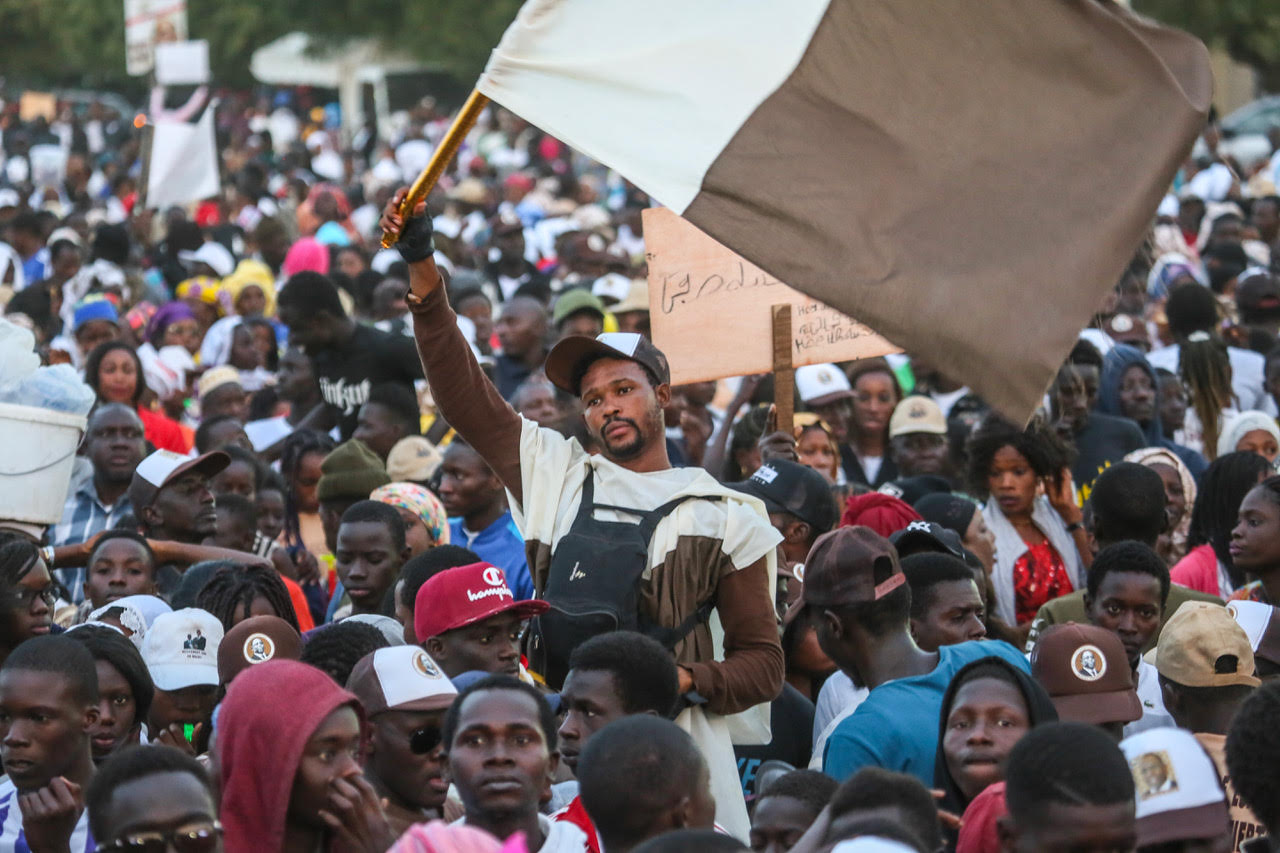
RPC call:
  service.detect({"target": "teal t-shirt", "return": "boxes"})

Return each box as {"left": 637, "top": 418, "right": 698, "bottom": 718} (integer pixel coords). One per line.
{"left": 823, "top": 639, "right": 1029, "bottom": 784}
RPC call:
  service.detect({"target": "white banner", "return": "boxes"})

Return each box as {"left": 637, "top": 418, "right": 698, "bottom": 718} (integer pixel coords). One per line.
{"left": 124, "top": 0, "right": 188, "bottom": 76}
{"left": 146, "top": 102, "right": 219, "bottom": 209}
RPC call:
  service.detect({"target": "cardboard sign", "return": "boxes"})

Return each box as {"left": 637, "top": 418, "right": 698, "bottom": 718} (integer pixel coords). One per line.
{"left": 18, "top": 92, "right": 56, "bottom": 123}
{"left": 644, "top": 207, "right": 897, "bottom": 385}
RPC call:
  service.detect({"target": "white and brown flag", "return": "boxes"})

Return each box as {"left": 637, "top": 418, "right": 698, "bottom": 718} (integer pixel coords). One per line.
{"left": 476, "top": 0, "right": 1210, "bottom": 420}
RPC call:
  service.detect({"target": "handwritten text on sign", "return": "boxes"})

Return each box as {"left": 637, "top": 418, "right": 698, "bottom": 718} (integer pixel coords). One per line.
{"left": 644, "top": 208, "right": 897, "bottom": 385}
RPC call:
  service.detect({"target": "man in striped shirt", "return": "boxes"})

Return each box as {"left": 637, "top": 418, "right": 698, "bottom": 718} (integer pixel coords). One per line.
{"left": 51, "top": 405, "right": 146, "bottom": 604}
{"left": 0, "top": 636, "right": 101, "bottom": 852}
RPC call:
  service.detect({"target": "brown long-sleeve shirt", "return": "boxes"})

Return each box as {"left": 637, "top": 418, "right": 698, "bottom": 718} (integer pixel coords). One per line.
{"left": 409, "top": 284, "right": 782, "bottom": 715}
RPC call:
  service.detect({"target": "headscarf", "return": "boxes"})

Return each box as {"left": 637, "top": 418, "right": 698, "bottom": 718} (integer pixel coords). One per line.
{"left": 388, "top": 821, "right": 509, "bottom": 853}
{"left": 219, "top": 660, "right": 363, "bottom": 852}
{"left": 282, "top": 238, "right": 330, "bottom": 278}
{"left": 370, "top": 482, "right": 451, "bottom": 546}
{"left": 1125, "top": 447, "right": 1197, "bottom": 560}
{"left": 933, "top": 657, "right": 1058, "bottom": 819}
{"left": 145, "top": 302, "right": 197, "bottom": 347}
{"left": 1097, "top": 344, "right": 1207, "bottom": 479}
{"left": 839, "top": 492, "right": 922, "bottom": 538}
{"left": 176, "top": 276, "right": 233, "bottom": 317}
{"left": 223, "top": 259, "right": 277, "bottom": 317}
{"left": 1216, "top": 411, "right": 1280, "bottom": 461}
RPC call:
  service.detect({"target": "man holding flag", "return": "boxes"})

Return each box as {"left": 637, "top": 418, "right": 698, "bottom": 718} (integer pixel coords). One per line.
{"left": 381, "top": 194, "right": 785, "bottom": 838}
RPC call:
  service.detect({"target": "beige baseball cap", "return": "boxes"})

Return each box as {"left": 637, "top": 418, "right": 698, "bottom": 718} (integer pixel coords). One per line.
{"left": 1151, "top": 602, "right": 1260, "bottom": 689}
{"left": 888, "top": 396, "right": 947, "bottom": 438}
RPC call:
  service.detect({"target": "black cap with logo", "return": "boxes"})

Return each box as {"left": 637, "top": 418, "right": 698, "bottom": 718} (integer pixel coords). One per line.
{"left": 732, "top": 460, "right": 838, "bottom": 534}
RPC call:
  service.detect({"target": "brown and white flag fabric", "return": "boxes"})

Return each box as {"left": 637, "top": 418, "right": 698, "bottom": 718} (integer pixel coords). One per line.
{"left": 477, "top": 0, "right": 1210, "bottom": 420}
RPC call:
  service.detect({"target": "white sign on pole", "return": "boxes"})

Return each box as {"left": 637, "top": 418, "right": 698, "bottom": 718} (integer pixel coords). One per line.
{"left": 155, "top": 40, "right": 210, "bottom": 85}
{"left": 124, "top": 0, "right": 189, "bottom": 76}
{"left": 145, "top": 102, "right": 220, "bottom": 209}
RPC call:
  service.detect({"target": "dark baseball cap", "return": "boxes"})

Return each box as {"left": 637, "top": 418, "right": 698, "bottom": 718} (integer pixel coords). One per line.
{"left": 889, "top": 520, "right": 966, "bottom": 560}
{"left": 544, "top": 332, "right": 670, "bottom": 395}
{"left": 1030, "top": 622, "right": 1142, "bottom": 725}
{"left": 802, "top": 526, "right": 905, "bottom": 608}
{"left": 732, "top": 460, "right": 838, "bottom": 534}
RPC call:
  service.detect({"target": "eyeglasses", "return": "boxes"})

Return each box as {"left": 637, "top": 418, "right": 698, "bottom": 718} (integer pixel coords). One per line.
{"left": 99, "top": 822, "right": 222, "bottom": 853}
{"left": 7, "top": 586, "right": 57, "bottom": 610}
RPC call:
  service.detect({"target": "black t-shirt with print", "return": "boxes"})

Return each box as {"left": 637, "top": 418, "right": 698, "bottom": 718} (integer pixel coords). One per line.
{"left": 309, "top": 324, "right": 422, "bottom": 439}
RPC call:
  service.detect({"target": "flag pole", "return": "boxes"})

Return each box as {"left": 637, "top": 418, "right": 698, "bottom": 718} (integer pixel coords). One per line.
{"left": 380, "top": 89, "right": 491, "bottom": 249}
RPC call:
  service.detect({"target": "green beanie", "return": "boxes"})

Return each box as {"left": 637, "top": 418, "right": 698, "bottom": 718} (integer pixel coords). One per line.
{"left": 316, "top": 439, "right": 391, "bottom": 502}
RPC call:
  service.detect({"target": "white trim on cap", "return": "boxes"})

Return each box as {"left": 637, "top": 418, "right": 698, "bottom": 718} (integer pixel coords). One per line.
{"left": 596, "top": 332, "right": 643, "bottom": 358}
{"left": 134, "top": 450, "right": 193, "bottom": 487}
{"left": 371, "top": 646, "right": 457, "bottom": 710}
{"left": 1120, "top": 727, "right": 1226, "bottom": 818}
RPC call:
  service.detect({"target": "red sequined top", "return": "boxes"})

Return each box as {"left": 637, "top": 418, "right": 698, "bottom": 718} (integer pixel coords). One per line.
{"left": 1012, "top": 540, "right": 1073, "bottom": 625}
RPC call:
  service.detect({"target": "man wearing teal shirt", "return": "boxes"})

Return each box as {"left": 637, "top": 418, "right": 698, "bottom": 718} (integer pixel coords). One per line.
{"left": 802, "top": 526, "right": 1028, "bottom": 784}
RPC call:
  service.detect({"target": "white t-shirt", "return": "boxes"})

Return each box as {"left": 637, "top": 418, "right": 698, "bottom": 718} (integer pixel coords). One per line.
{"left": 810, "top": 672, "right": 871, "bottom": 769}
{"left": 1124, "top": 658, "right": 1178, "bottom": 738}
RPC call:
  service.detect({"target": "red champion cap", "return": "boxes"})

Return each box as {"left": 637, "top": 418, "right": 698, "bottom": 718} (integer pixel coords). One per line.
{"left": 414, "top": 562, "right": 550, "bottom": 641}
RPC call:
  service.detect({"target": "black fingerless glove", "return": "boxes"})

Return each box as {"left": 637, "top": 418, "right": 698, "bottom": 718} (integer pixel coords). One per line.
{"left": 396, "top": 206, "right": 436, "bottom": 263}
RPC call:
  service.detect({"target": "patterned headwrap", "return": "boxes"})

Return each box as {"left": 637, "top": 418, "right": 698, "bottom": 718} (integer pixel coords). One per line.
{"left": 176, "top": 275, "right": 233, "bottom": 317}
{"left": 370, "top": 482, "right": 451, "bottom": 546}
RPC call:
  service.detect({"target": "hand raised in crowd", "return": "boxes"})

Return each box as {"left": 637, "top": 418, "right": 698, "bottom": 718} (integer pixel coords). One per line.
{"left": 758, "top": 403, "right": 799, "bottom": 463}
{"left": 18, "top": 776, "right": 83, "bottom": 853}
{"left": 379, "top": 189, "right": 435, "bottom": 265}
{"left": 154, "top": 722, "right": 201, "bottom": 757}
{"left": 1044, "top": 466, "right": 1082, "bottom": 526}
{"left": 320, "top": 775, "right": 396, "bottom": 853}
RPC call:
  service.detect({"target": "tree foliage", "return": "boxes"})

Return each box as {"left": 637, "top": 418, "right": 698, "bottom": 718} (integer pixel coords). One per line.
{"left": 0, "top": 0, "right": 522, "bottom": 94}
{"left": 1135, "top": 0, "right": 1280, "bottom": 90}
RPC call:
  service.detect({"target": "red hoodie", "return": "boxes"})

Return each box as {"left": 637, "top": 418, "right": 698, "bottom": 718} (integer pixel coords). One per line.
{"left": 218, "top": 659, "right": 363, "bottom": 851}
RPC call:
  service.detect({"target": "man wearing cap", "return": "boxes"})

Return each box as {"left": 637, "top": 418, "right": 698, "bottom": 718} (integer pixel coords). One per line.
{"left": 732, "top": 459, "right": 837, "bottom": 568}
{"left": 196, "top": 366, "right": 249, "bottom": 423}
{"left": 385, "top": 189, "right": 783, "bottom": 838}
{"left": 887, "top": 397, "right": 950, "bottom": 481}
{"left": 1154, "top": 602, "right": 1266, "bottom": 849}
{"left": 347, "top": 646, "right": 458, "bottom": 836}
{"left": 1030, "top": 622, "right": 1142, "bottom": 738}
{"left": 415, "top": 562, "right": 549, "bottom": 679}
{"left": 128, "top": 449, "right": 229, "bottom": 596}
{"left": 553, "top": 290, "right": 606, "bottom": 341}
{"left": 807, "top": 527, "right": 1027, "bottom": 784}
{"left": 142, "top": 608, "right": 223, "bottom": 751}
{"left": 1119, "top": 728, "right": 1234, "bottom": 851}
{"left": 795, "top": 364, "right": 856, "bottom": 483}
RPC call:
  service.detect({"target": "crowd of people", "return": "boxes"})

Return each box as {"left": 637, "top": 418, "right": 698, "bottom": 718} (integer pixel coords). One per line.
{"left": 0, "top": 86, "right": 1278, "bottom": 852}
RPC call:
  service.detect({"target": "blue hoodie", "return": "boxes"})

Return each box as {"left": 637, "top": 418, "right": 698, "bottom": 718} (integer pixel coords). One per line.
{"left": 1098, "top": 344, "right": 1207, "bottom": 480}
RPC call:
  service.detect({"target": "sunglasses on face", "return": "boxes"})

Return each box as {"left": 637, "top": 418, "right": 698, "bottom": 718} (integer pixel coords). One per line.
{"left": 8, "top": 586, "right": 57, "bottom": 610}
{"left": 410, "top": 725, "right": 444, "bottom": 755}
{"left": 99, "top": 821, "right": 222, "bottom": 853}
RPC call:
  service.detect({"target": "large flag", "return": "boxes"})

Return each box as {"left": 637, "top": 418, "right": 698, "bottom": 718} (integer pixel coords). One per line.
{"left": 477, "top": 0, "right": 1210, "bottom": 420}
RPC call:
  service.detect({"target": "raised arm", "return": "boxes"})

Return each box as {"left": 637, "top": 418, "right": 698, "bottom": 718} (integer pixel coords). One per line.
{"left": 380, "top": 190, "right": 525, "bottom": 504}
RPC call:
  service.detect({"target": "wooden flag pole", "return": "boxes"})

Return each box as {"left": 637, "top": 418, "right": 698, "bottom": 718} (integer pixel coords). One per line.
{"left": 380, "top": 89, "right": 491, "bottom": 249}
{"left": 771, "top": 304, "right": 794, "bottom": 435}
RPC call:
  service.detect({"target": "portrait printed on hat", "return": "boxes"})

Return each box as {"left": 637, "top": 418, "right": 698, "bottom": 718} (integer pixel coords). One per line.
{"left": 1131, "top": 751, "right": 1179, "bottom": 800}
{"left": 243, "top": 633, "right": 275, "bottom": 664}
{"left": 1071, "top": 644, "right": 1106, "bottom": 681}
{"left": 182, "top": 630, "right": 208, "bottom": 652}
{"left": 412, "top": 649, "right": 443, "bottom": 680}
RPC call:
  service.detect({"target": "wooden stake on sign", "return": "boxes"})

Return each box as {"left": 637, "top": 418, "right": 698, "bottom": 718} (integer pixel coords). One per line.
{"left": 772, "top": 304, "right": 794, "bottom": 435}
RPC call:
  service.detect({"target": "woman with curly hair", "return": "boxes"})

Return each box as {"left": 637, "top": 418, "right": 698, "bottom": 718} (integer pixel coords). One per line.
{"left": 968, "top": 415, "right": 1089, "bottom": 638}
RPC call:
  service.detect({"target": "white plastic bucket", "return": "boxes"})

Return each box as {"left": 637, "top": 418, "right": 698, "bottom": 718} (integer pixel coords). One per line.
{"left": 0, "top": 402, "right": 87, "bottom": 526}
